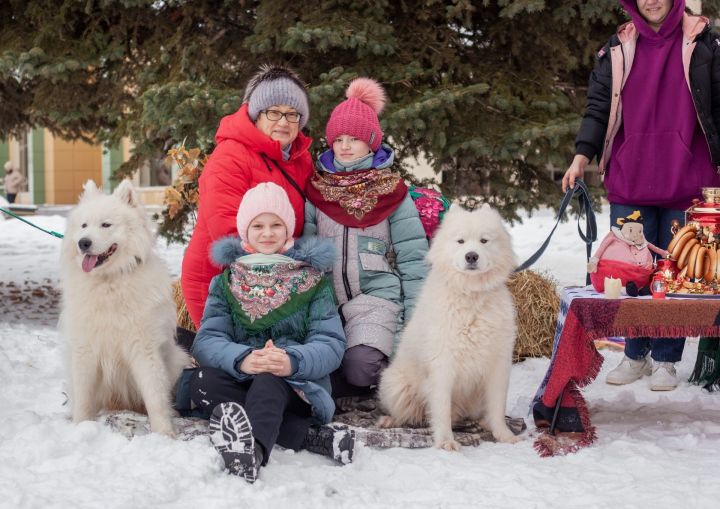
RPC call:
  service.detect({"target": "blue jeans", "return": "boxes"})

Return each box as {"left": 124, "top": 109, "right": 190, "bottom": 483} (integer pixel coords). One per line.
{"left": 609, "top": 204, "right": 686, "bottom": 363}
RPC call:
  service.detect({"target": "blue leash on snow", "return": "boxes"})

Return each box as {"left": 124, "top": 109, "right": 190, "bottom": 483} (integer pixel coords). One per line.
{"left": 515, "top": 179, "right": 597, "bottom": 285}
{"left": 0, "top": 206, "right": 64, "bottom": 239}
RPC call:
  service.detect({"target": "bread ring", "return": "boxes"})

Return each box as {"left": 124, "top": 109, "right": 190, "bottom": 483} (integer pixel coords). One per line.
{"left": 668, "top": 228, "right": 696, "bottom": 255}
{"left": 694, "top": 246, "right": 707, "bottom": 281}
{"left": 687, "top": 243, "right": 700, "bottom": 278}
{"left": 675, "top": 223, "right": 698, "bottom": 240}
{"left": 669, "top": 231, "right": 696, "bottom": 260}
{"left": 688, "top": 246, "right": 698, "bottom": 279}
{"left": 678, "top": 238, "right": 699, "bottom": 270}
{"left": 679, "top": 265, "right": 689, "bottom": 280}
{"left": 706, "top": 246, "right": 717, "bottom": 281}
{"left": 669, "top": 223, "right": 697, "bottom": 247}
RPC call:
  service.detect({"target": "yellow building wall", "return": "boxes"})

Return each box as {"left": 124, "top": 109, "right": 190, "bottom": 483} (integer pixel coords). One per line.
{"left": 44, "top": 131, "right": 102, "bottom": 204}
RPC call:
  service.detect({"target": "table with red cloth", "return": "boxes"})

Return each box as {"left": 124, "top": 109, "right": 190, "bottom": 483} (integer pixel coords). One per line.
{"left": 532, "top": 286, "right": 720, "bottom": 457}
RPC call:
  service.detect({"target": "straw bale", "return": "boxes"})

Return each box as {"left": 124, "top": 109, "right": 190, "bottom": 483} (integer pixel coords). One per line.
{"left": 173, "top": 280, "right": 196, "bottom": 332}
{"left": 508, "top": 270, "right": 559, "bottom": 361}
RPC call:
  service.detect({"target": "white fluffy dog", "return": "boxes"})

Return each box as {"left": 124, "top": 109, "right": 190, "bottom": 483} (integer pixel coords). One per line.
{"left": 60, "top": 180, "right": 189, "bottom": 436}
{"left": 378, "top": 204, "right": 520, "bottom": 450}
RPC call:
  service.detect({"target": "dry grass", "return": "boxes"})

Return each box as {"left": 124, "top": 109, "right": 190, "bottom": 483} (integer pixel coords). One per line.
{"left": 508, "top": 270, "right": 560, "bottom": 362}
{"left": 173, "top": 280, "right": 196, "bottom": 332}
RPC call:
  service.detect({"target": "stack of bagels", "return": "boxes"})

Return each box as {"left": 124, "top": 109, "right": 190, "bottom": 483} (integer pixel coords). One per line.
{"left": 667, "top": 223, "right": 718, "bottom": 281}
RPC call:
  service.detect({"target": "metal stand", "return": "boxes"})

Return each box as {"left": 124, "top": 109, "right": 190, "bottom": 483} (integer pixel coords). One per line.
{"left": 549, "top": 385, "right": 566, "bottom": 435}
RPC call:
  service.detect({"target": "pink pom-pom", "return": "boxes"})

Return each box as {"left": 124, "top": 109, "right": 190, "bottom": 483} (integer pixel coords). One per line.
{"left": 346, "top": 78, "right": 386, "bottom": 114}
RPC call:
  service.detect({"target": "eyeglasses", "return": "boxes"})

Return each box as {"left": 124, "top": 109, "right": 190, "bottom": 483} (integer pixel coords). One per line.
{"left": 262, "top": 109, "right": 301, "bottom": 123}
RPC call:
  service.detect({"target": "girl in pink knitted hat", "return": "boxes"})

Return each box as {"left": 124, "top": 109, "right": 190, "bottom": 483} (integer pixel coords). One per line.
{"left": 305, "top": 78, "right": 430, "bottom": 397}
{"left": 185, "top": 182, "right": 355, "bottom": 482}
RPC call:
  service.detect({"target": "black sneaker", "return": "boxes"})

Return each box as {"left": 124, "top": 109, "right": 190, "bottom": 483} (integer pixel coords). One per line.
{"left": 303, "top": 424, "right": 355, "bottom": 465}
{"left": 209, "top": 402, "right": 261, "bottom": 483}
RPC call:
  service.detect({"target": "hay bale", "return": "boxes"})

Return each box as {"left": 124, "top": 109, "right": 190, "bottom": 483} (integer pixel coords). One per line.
{"left": 508, "top": 270, "right": 559, "bottom": 362}
{"left": 173, "top": 280, "right": 196, "bottom": 332}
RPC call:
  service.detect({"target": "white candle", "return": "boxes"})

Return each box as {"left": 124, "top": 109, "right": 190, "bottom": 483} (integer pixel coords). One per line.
{"left": 604, "top": 277, "right": 622, "bottom": 299}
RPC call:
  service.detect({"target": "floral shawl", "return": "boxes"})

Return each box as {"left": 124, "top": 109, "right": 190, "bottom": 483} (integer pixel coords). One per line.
{"left": 220, "top": 254, "right": 327, "bottom": 334}
{"left": 305, "top": 168, "right": 408, "bottom": 228}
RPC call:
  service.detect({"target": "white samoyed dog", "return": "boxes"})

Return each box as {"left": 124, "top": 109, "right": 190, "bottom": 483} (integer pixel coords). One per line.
{"left": 378, "top": 204, "right": 521, "bottom": 450}
{"left": 60, "top": 179, "right": 189, "bottom": 436}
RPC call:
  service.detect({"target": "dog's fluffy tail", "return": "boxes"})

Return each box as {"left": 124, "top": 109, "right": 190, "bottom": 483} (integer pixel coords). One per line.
{"left": 378, "top": 365, "right": 426, "bottom": 427}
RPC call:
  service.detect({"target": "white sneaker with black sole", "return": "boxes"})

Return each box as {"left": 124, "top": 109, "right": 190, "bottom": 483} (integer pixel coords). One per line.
{"left": 209, "top": 402, "right": 261, "bottom": 483}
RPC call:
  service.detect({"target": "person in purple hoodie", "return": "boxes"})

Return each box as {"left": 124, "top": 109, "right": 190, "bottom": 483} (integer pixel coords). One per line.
{"left": 562, "top": 0, "right": 720, "bottom": 391}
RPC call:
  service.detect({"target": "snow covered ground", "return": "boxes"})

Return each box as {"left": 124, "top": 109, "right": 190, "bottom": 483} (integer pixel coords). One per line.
{"left": 2, "top": 206, "right": 720, "bottom": 509}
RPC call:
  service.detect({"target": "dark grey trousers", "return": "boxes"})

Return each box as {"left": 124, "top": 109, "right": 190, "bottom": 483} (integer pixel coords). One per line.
{"left": 189, "top": 368, "right": 312, "bottom": 462}
{"left": 331, "top": 345, "right": 388, "bottom": 397}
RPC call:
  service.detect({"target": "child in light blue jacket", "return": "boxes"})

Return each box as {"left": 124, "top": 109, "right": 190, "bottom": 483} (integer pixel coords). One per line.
{"left": 190, "top": 182, "right": 353, "bottom": 483}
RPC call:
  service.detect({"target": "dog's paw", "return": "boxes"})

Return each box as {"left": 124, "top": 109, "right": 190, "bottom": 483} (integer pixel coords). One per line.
{"left": 155, "top": 429, "right": 176, "bottom": 438}
{"left": 376, "top": 415, "right": 400, "bottom": 428}
{"left": 150, "top": 421, "right": 176, "bottom": 438}
{"left": 72, "top": 411, "right": 94, "bottom": 424}
{"left": 493, "top": 429, "right": 522, "bottom": 444}
{"left": 435, "top": 439, "right": 461, "bottom": 452}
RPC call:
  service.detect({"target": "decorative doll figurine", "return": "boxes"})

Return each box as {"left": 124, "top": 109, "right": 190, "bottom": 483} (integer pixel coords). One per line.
{"left": 588, "top": 210, "right": 669, "bottom": 295}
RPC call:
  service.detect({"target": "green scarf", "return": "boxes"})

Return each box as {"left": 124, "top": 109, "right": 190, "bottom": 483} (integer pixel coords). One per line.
{"left": 689, "top": 337, "right": 720, "bottom": 391}
{"left": 221, "top": 258, "right": 326, "bottom": 334}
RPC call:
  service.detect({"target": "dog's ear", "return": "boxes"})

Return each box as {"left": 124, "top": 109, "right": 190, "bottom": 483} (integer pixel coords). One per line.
{"left": 476, "top": 202, "right": 504, "bottom": 223}
{"left": 444, "top": 203, "right": 465, "bottom": 218}
{"left": 113, "top": 179, "right": 139, "bottom": 207}
{"left": 79, "top": 180, "right": 101, "bottom": 201}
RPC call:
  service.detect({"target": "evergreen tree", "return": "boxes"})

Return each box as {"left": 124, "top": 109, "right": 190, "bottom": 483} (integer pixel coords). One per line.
{"left": 2, "top": 0, "right": 719, "bottom": 237}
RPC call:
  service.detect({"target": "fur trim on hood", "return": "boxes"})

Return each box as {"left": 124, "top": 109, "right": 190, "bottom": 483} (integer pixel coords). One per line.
{"left": 211, "top": 235, "right": 336, "bottom": 272}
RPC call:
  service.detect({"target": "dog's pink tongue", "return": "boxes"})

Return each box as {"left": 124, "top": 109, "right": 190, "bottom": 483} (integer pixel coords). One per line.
{"left": 82, "top": 254, "right": 98, "bottom": 273}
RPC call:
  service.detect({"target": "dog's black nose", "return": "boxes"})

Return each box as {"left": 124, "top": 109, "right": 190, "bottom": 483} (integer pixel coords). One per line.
{"left": 78, "top": 238, "right": 92, "bottom": 251}
{"left": 465, "top": 251, "right": 479, "bottom": 264}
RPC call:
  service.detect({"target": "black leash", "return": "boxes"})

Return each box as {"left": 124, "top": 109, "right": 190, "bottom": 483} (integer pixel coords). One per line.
{"left": 515, "top": 179, "right": 597, "bottom": 285}
{"left": 0, "top": 206, "right": 65, "bottom": 239}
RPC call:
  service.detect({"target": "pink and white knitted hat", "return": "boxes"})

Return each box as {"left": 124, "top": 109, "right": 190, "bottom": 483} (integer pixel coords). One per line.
{"left": 236, "top": 182, "right": 296, "bottom": 252}
{"left": 325, "top": 78, "right": 386, "bottom": 151}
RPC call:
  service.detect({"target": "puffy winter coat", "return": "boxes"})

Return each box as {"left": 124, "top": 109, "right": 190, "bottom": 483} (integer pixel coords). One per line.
{"left": 304, "top": 150, "right": 429, "bottom": 357}
{"left": 186, "top": 235, "right": 345, "bottom": 424}
{"left": 576, "top": 13, "right": 720, "bottom": 172}
{"left": 181, "top": 104, "right": 314, "bottom": 327}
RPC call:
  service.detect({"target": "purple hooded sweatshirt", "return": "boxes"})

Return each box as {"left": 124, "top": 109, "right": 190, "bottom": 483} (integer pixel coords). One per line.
{"left": 606, "top": 0, "right": 716, "bottom": 210}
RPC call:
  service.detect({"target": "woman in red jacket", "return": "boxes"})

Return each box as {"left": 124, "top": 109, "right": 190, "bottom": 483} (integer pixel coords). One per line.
{"left": 181, "top": 65, "right": 314, "bottom": 328}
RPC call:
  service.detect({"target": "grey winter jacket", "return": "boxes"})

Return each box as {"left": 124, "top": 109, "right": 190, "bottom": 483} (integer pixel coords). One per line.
{"left": 304, "top": 192, "right": 429, "bottom": 357}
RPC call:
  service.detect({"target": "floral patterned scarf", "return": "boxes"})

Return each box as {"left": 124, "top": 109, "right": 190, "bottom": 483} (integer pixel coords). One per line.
{"left": 305, "top": 168, "right": 408, "bottom": 228}
{"left": 221, "top": 256, "right": 325, "bottom": 334}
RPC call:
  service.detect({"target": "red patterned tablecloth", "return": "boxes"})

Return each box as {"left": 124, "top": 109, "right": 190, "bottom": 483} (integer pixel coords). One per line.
{"left": 532, "top": 286, "right": 720, "bottom": 456}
